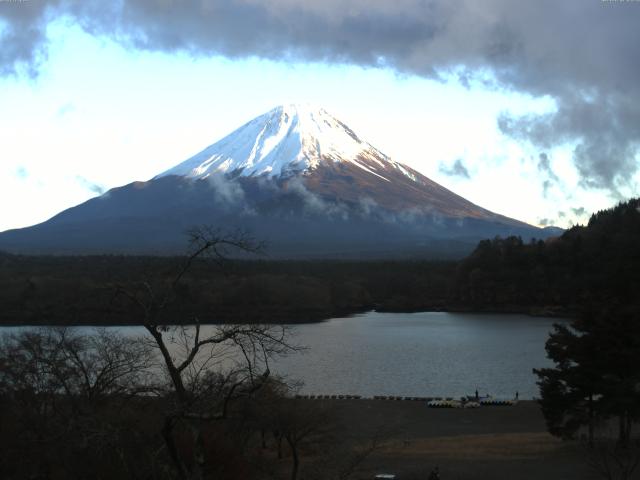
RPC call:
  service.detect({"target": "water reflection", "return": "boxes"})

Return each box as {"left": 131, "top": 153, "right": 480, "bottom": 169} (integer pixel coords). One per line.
{"left": 1, "top": 311, "right": 565, "bottom": 399}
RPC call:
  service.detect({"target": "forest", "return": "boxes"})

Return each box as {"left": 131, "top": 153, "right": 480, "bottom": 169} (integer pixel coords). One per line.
{"left": 1, "top": 199, "right": 639, "bottom": 326}
{"left": 0, "top": 253, "right": 454, "bottom": 325}
{"left": 453, "top": 198, "right": 640, "bottom": 316}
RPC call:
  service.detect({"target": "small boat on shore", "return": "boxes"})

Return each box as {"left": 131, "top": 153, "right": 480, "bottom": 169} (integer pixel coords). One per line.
{"left": 479, "top": 397, "right": 517, "bottom": 406}
{"left": 427, "top": 399, "right": 462, "bottom": 408}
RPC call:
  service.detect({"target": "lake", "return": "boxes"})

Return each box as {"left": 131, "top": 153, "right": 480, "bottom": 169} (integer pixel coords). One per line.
{"left": 275, "top": 311, "right": 562, "bottom": 399}
{"left": 0, "top": 311, "right": 564, "bottom": 400}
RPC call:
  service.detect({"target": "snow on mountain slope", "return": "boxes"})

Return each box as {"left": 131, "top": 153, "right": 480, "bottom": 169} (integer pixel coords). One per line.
{"left": 156, "top": 104, "right": 532, "bottom": 225}
{"left": 0, "top": 104, "right": 547, "bottom": 255}
{"left": 157, "top": 104, "right": 412, "bottom": 182}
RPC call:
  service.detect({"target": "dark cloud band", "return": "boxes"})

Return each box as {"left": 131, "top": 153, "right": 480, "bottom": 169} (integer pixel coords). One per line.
{"left": 2, "top": 0, "right": 639, "bottom": 199}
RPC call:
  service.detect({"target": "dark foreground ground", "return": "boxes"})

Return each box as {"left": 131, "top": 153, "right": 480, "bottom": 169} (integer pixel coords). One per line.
{"left": 323, "top": 400, "right": 597, "bottom": 480}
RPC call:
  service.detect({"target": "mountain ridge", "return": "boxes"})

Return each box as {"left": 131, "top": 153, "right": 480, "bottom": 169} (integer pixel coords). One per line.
{"left": 157, "top": 104, "right": 401, "bottom": 180}
{"left": 0, "top": 104, "right": 555, "bottom": 258}
{"left": 156, "top": 104, "right": 528, "bottom": 225}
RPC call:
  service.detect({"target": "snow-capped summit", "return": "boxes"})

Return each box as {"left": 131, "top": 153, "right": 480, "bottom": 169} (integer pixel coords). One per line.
{"left": 157, "top": 104, "right": 412, "bottom": 182}
{"left": 0, "top": 104, "right": 549, "bottom": 257}
{"left": 155, "top": 104, "right": 516, "bottom": 218}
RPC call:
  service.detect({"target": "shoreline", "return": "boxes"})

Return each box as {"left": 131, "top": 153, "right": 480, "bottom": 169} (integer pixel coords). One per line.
{"left": 0, "top": 305, "right": 574, "bottom": 328}
{"left": 321, "top": 398, "right": 595, "bottom": 479}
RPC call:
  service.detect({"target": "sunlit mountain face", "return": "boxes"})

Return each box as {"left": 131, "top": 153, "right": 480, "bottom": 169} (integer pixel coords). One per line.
{"left": 0, "top": 105, "right": 558, "bottom": 258}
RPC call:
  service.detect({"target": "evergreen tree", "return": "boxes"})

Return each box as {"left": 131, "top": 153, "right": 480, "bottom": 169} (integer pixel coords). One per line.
{"left": 534, "top": 308, "right": 640, "bottom": 447}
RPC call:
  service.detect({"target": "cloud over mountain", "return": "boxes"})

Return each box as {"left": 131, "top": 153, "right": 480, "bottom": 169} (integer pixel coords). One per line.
{"left": 439, "top": 159, "right": 470, "bottom": 179}
{"left": 2, "top": 0, "right": 639, "bottom": 199}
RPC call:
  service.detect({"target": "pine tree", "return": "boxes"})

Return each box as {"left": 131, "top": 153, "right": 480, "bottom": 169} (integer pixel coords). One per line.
{"left": 534, "top": 307, "right": 640, "bottom": 447}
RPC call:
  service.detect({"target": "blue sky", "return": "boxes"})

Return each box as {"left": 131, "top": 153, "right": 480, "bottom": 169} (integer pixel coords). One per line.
{"left": 1, "top": 3, "right": 637, "bottom": 232}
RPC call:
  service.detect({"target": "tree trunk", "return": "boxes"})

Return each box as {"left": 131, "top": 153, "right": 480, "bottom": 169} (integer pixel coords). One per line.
{"left": 588, "top": 393, "right": 594, "bottom": 448}
{"left": 190, "top": 423, "right": 206, "bottom": 480}
{"left": 618, "top": 412, "right": 631, "bottom": 448}
{"left": 286, "top": 435, "right": 299, "bottom": 480}
{"left": 275, "top": 432, "right": 283, "bottom": 459}
{"left": 162, "top": 416, "right": 188, "bottom": 480}
{"left": 145, "top": 326, "right": 188, "bottom": 401}
{"left": 619, "top": 415, "right": 625, "bottom": 446}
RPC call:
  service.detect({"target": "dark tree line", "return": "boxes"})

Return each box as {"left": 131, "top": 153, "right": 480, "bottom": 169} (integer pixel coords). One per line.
{"left": 453, "top": 198, "right": 640, "bottom": 316}
{"left": 4, "top": 200, "right": 640, "bottom": 328}
{"left": 527, "top": 200, "right": 640, "bottom": 479}
{"left": 0, "top": 254, "right": 454, "bottom": 326}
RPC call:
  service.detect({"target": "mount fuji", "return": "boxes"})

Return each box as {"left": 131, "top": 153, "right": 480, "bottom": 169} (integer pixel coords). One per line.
{"left": 0, "top": 105, "right": 557, "bottom": 258}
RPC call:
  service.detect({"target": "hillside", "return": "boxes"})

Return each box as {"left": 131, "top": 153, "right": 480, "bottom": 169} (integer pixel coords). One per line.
{"left": 0, "top": 105, "right": 551, "bottom": 258}
{"left": 452, "top": 198, "right": 640, "bottom": 315}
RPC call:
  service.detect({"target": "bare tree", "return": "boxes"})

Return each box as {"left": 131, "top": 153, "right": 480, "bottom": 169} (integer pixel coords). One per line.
{"left": 113, "top": 227, "right": 299, "bottom": 480}
{"left": 275, "top": 399, "right": 333, "bottom": 480}
{"left": 0, "top": 326, "right": 156, "bottom": 407}
{"left": 333, "top": 432, "right": 388, "bottom": 480}
{"left": 247, "top": 387, "right": 387, "bottom": 480}
{"left": 0, "top": 327, "right": 157, "bottom": 479}
{"left": 586, "top": 439, "right": 640, "bottom": 480}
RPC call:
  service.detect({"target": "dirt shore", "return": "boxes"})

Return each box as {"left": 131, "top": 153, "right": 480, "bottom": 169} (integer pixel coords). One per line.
{"left": 322, "top": 399, "right": 598, "bottom": 480}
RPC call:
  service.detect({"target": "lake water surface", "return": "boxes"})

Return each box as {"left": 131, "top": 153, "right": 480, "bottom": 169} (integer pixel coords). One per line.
{"left": 1, "top": 311, "right": 565, "bottom": 399}
{"left": 276, "top": 311, "right": 563, "bottom": 399}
